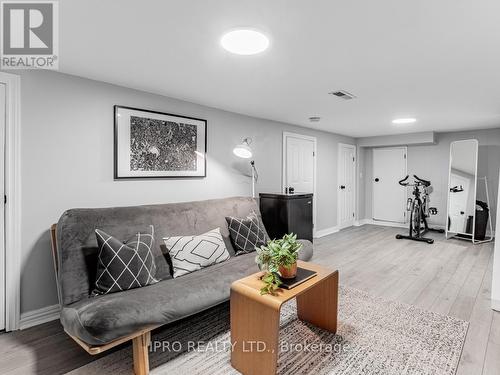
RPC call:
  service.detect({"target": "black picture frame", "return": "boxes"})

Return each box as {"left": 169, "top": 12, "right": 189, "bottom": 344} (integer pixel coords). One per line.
{"left": 113, "top": 105, "right": 207, "bottom": 180}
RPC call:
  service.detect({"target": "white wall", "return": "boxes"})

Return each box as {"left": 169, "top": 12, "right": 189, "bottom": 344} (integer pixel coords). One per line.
{"left": 17, "top": 70, "right": 354, "bottom": 314}
{"left": 360, "top": 129, "right": 500, "bottom": 229}
{"left": 357, "top": 131, "right": 435, "bottom": 148}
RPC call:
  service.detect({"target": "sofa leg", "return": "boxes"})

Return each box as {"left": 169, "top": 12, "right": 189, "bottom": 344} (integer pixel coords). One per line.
{"left": 132, "top": 332, "right": 150, "bottom": 375}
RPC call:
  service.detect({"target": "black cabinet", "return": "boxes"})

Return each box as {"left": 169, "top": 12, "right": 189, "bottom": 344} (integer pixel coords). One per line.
{"left": 259, "top": 193, "right": 314, "bottom": 242}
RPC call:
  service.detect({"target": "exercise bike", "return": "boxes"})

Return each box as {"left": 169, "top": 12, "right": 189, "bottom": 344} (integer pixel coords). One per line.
{"left": 395, "top": 175, "right": 445, "bottom": 244}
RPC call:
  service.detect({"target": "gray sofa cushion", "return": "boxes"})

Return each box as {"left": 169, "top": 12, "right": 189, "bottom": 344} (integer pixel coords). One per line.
{"left": 60, "top": 241, "right": 314, "bottom": 346}
{"left": 56, "top": 197, "right": 262, "bottom": 306}
{"left": 60, "top": 253, "right": 259, "bottom": 345}
{"left": 297, "top": 239, "right": 314, "bottom": 262}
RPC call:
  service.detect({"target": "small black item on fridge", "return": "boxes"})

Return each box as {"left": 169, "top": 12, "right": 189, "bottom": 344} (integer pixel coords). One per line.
{"left": 259, "top": 192, "right": 314, "bottom": 242}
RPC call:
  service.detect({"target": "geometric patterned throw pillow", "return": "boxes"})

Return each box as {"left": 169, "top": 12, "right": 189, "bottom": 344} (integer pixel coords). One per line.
{"left": 163, "top": 228, "right": 231, "bottom": 278}
{"left": 92, "top": 225, "right": 158, "bottom": 296}
{"left": 225, "top": 212, "right": 270, "bottom": 255}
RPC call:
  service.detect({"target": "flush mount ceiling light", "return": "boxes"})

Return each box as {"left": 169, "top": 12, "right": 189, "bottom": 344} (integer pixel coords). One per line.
{"left": 221, "top": 29, "right": 269, "bottom": 55}
{"left": 392, "top": 118, "right": 417, "bottom": 125}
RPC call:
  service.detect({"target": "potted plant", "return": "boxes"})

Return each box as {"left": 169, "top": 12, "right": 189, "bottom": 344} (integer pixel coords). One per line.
{"left": 255, "top": 233, "right": 302, "bottom": 295}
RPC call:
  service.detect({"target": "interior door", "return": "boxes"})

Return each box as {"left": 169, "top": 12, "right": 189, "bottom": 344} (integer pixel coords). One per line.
{"left": 283, "top": 133, "right": 316, "bottom": 227}
{"left": 284, "top": 134, "right": 315, "bottom": 194}
{"left": 0, "top": 83, "right": 5, "bottom": 331}
{"left": 338, "top": 144, "right": 356, "bottom": 229}
{"left": 373, "top": 147, "right": 407, "bottom": 223}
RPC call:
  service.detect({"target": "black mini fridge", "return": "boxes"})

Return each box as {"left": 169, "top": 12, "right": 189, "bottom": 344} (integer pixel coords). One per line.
{"left": 259, "top": 193, "right": 314, "bottom": 242}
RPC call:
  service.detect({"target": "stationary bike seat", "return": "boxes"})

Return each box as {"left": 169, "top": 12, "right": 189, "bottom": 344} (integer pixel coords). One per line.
{"left": 413, "top": 174, "right": 431, "bottom": 187}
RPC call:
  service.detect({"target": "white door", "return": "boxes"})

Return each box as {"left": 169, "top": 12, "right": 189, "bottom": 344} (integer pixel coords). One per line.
{"left": 448, "top": 173, "right": 471, "bottom": 233}
{"left": 338, "top": 144, "right": 356, "bottom": 229}
{"left": 0, "top": 83, "right": 5, "bottom": 331}
{"left": 373, "top": 147, "right": 407, "bottom": 223}
{"left": 283, "top": 134, "right": 315, "bottom": 194}
{"left": 283, "top": 132, "right": 316, "bottom": 225}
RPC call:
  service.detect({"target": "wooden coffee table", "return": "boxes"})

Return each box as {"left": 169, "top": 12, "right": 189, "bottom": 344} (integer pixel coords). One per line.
{"left": 230, "top": 261, "right": 339, "bottom": 375}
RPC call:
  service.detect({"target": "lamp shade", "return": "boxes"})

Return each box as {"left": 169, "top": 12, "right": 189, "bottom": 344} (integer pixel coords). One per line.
{"left": 233, "top": 139, "right": 253, "bottom": 158}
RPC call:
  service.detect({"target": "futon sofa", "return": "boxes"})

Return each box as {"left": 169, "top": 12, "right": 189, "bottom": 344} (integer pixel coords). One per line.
{"left": 51, "top": 196, "right": 313, "bottom": 374}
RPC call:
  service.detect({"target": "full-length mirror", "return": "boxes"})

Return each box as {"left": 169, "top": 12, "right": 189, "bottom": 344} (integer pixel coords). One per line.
{"left": 446, "top": 139, "right": 478, "bottom": 237}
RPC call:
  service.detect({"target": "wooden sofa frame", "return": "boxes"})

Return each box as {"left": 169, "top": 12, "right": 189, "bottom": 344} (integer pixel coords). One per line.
{"left": 50, "top": 224, "right": 158, "bottom": 375}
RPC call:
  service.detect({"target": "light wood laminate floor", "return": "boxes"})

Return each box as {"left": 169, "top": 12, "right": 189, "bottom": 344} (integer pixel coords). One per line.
{"left": 0, "top": 225, "right": 498, "bottom": 374}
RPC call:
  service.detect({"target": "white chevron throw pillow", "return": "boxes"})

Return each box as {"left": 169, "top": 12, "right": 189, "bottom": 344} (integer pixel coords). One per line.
{"left": 163, "top": 228, "right": 231, "bottom": 278}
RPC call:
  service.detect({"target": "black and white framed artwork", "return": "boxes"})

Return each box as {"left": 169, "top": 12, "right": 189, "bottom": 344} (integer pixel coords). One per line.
{"left": 114, "top": 106, "right": 207, "bottom": 179}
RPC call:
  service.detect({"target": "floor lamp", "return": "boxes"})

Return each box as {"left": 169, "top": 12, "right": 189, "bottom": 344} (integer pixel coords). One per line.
{"left": 233, "top": 138, "right": 258, "bottom": 198}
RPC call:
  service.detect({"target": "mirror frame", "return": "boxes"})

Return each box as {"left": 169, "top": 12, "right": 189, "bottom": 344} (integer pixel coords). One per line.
{"left": 445, "top": 139, "right": 479, "bottom": 241}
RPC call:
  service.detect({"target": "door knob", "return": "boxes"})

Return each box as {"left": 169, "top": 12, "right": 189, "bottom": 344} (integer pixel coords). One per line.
{"left": 375, "top": 178, "right": 380, "bottom": 182}
{"left": 340, "top": 185, "right": 346, "bottom": 189}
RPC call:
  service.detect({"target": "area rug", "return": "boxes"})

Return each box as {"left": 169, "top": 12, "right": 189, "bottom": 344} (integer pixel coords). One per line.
{"left": 68, "top": 286, "right": 468, "bottom": 375}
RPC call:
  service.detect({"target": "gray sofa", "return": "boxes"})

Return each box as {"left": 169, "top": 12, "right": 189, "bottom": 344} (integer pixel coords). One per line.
{"left": 53, "top": 196, "right": 313, "bottom": 347}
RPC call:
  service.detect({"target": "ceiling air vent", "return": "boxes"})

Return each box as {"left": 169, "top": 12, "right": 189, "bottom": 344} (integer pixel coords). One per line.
{"left": 309, "top": 116, "right": 321, "bottom": 123}
{"left": 329, "top": 90, "right": 356, "bottom": 100}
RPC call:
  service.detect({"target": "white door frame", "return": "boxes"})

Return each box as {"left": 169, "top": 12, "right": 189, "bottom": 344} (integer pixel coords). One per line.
{"left": 0, "top": 72, "right": 22, "bottom": 331}
{"left": 372, "top": 146, "right": 407, "bottom": 223}
{"left": 337, "top": 143, "right": 357, "bottom": 230}
{"left": 282, "top": 132, "right": 317, "bottom": 231}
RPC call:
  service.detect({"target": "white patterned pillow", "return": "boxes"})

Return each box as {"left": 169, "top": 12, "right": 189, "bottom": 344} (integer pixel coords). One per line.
{"left": 163, "top": 228, "right": 231, "bottom": 278}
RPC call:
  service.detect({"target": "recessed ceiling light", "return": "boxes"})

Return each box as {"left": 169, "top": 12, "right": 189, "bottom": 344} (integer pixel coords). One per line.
{"left": 221, "top": 29, "right": 269, "bottom": 55}
{"left": 392, "top": 118, "right": 417, "bottom": 125}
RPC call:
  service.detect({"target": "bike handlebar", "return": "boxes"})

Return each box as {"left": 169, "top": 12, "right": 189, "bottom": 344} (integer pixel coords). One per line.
{"left": 398, "top": 174, "right": 432, "bottom": 187}
{"left": 398, "top": 175, "right": 410, "bottom": 186}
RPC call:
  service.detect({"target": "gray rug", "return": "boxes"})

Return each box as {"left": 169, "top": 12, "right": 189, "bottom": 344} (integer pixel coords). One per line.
{"left": 68, "top": 286, "right": 468, "bottom": 375}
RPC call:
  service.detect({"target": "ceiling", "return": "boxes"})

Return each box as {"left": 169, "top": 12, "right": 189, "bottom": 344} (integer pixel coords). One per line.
{"left": 60, "top": 0, "right": 500, "bottom": 137}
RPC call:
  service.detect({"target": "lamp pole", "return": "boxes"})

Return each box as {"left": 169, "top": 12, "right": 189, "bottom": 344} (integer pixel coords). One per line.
{"left": 250, "top": 160, "right": 257, "bottom": 198}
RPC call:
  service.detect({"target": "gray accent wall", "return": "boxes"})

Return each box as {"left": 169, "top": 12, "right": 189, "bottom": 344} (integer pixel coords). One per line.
{"left": 18, "top": 70, "right": 354, "bottom": 314}
{"left": 359, "top": 129, "right": 500, "bottom": 229}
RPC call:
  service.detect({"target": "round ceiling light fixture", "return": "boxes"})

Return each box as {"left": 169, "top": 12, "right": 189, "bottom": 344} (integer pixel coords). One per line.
{"left": 392, "top": 118, "right": 417, "bottom": 125}
{"left": 221, "top": 29, "right": 269, "bottom": 55}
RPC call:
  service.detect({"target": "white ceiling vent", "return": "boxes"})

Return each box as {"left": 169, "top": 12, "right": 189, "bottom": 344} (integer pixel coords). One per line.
{"left": 329, "top": 90, "right": 356, "bottom": 100}
{"left": 308, "top": 116, "right": 321, "bottom": 122}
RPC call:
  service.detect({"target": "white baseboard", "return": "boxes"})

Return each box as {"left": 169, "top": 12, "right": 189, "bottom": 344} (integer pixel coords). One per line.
{"left": 492, "top": 299, "right": 500, "bottom": 312}
{"left": 354, "top": 219, "right": 371, "bottom": 226}
{"left": 19, "top": 304, "right": 60, "bottom": 330}
{"left": 359, "top": 219, "right": 407, "bottom": 229}
{"left": 314, "top": 226, "right": 339, "bottom": 238}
